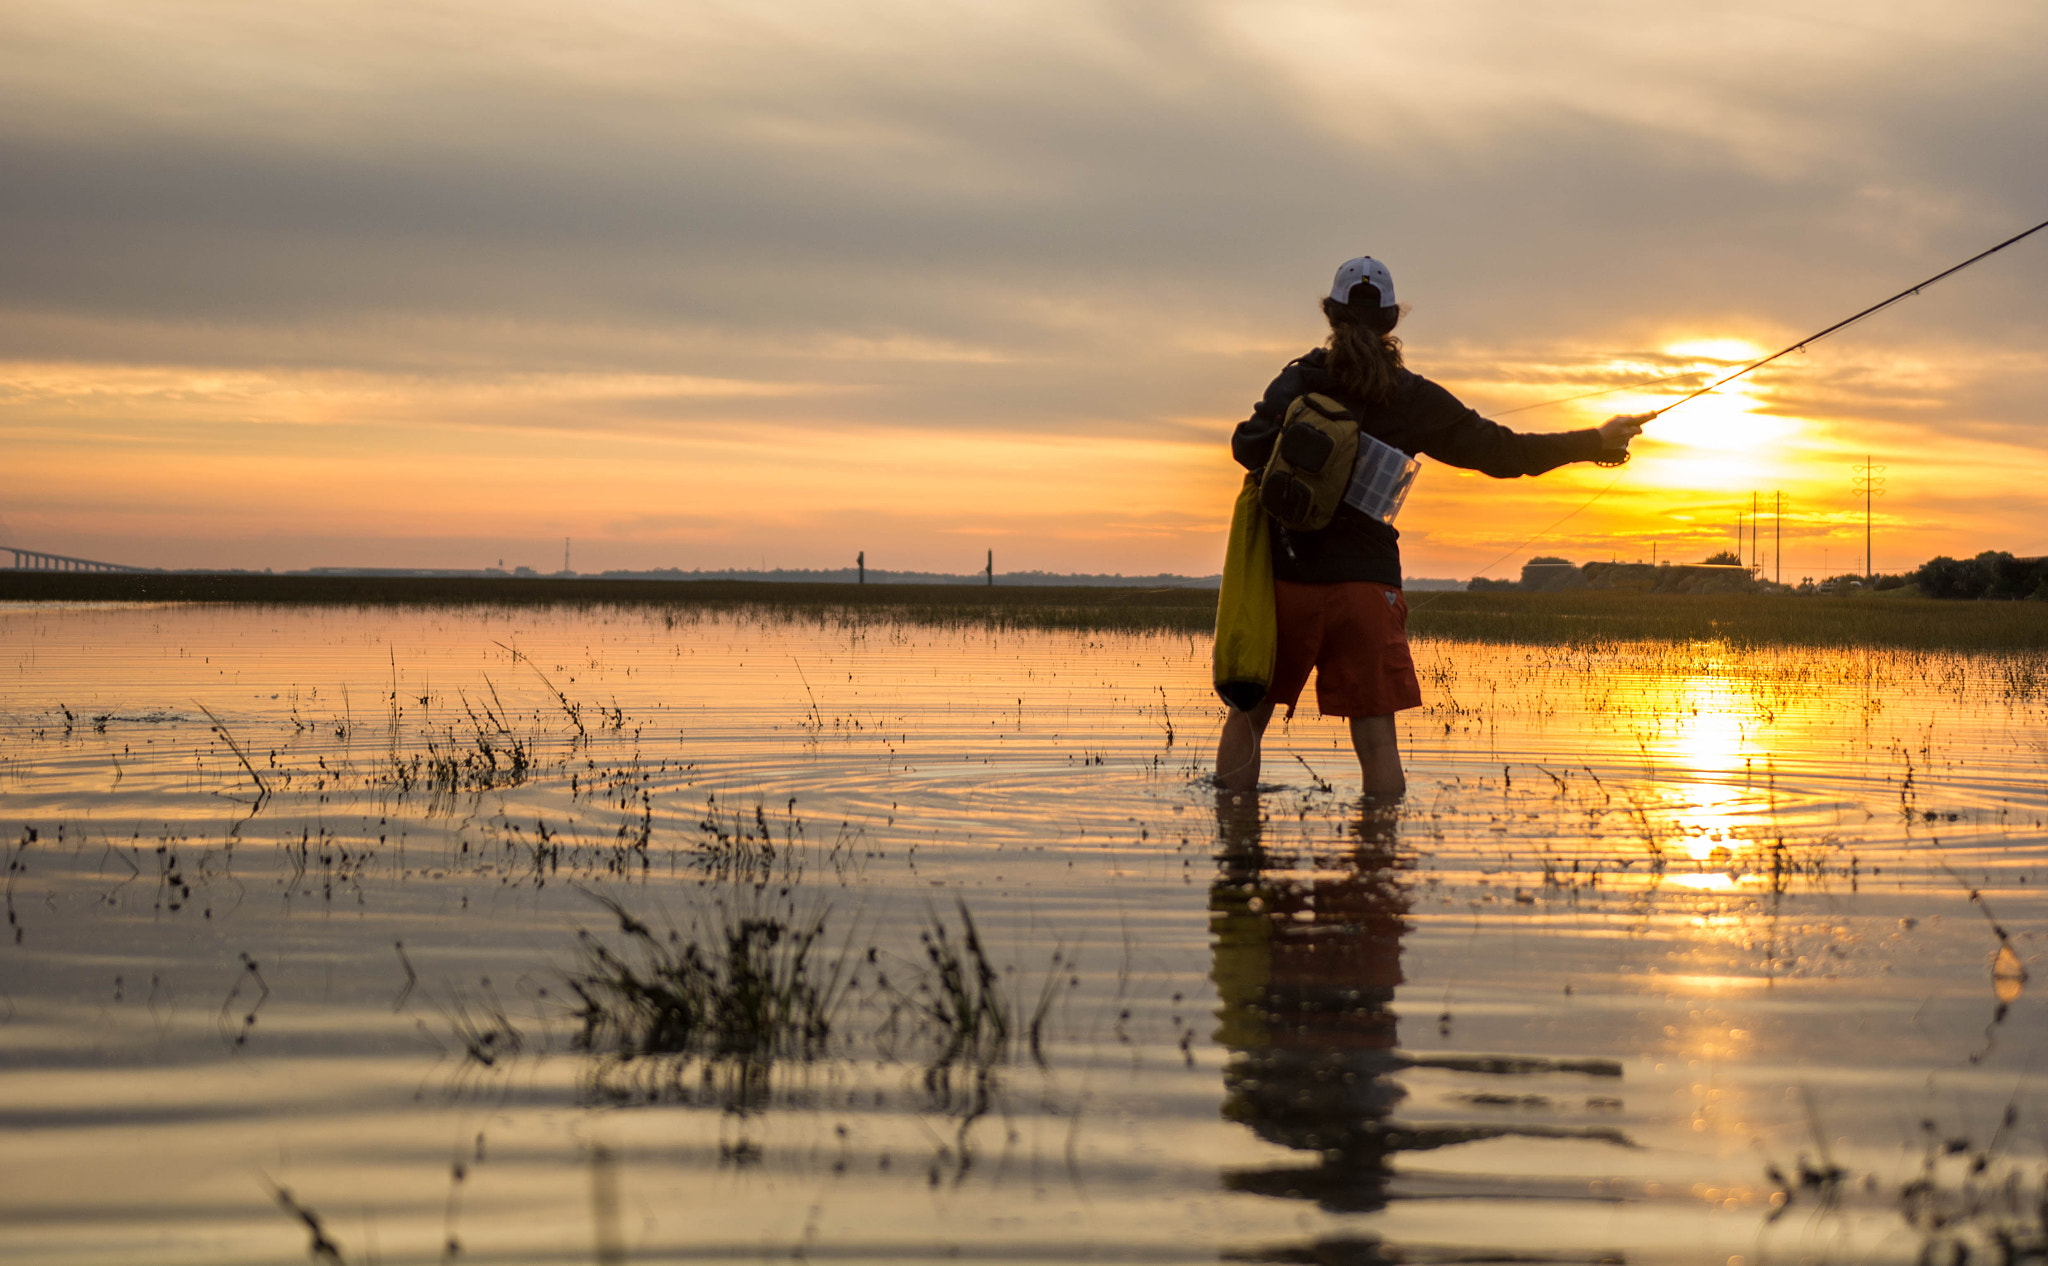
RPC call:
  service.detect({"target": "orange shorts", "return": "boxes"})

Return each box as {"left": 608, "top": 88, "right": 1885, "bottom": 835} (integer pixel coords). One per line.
{"left": 1268, "top": 580, "right": 1423, "bottom": 718}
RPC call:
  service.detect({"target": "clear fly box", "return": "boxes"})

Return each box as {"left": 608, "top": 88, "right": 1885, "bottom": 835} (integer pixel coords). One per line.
{"left": 1342, "top": 432, "right": 1420, "bottom": 524}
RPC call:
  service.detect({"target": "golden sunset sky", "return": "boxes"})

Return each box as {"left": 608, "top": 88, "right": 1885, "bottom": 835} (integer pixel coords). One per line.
{"left": 4, "top": 0, "right": 2045, "bottom": 579}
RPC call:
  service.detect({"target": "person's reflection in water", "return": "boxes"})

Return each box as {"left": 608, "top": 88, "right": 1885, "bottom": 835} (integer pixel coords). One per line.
{"left": 1210, "top": 790, "right": 1414, "bottom": 1212}
{"left": 1210, "top": 793, "right": 1637, "bottom": 1264}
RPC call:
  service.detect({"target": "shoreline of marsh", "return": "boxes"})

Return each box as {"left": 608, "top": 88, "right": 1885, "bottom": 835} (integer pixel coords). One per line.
{"left": 4, "top": 571, "right": 2046, "bottom": 650}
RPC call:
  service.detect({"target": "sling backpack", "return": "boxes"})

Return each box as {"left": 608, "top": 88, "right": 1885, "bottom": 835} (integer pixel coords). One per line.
{"left": 1257, "top": 392, "right": 1359, "bottom": 533}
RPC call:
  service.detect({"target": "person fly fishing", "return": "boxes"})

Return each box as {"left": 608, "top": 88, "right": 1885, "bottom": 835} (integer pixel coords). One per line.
{"left": 1214, "top": 256, "right": 1646, "bottom": 797}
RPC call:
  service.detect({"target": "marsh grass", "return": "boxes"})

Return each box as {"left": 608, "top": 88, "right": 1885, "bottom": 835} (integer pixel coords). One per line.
{"left": 690, "top": 794, "right": 801, "bottom": 886}
{"left": 865, "top": 902, "right": 1067, "bottom": 1074}
{"left": 1766, "top": 1104, "right": 2048, "bottom": 1263}
{"left": 569, "top": 893, "right": 1064, "bottom": 1102}
{"left": 1406, "top": 590, "right": 2048, "bottom": 652}
{"left": 567, "top": 892, "right": 854, "bottom": 1066}
{"left": 194, "top": 702, "right": 270, "bottom": 801}
{"left": 440, "top": 979, "right": 524, "bottom": 1068}
{"left": 267, "top": 1183, "right": 343, "bottom": 1264}
{"left": 1896, "top": 1109, "right": 2048, "bottom": 1263}
{"left": 381, "top": 683, "right": 536, "bottom": 794}
{"left": 904, "top": 901, "right": 1009, "bottom": 1070}
{"left": 494, "top": 641, "right": 588, "bottom": 741}
{"left": 14, "top": 573, "right": 2048, "bottom": 648}
{"left": 0, "top": 573, "right": 1219, "bottom": 634}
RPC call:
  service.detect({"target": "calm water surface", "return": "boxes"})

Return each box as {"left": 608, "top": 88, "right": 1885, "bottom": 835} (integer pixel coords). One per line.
{"left": 3, "top": 602, "right": 2046, "bottom": 1265}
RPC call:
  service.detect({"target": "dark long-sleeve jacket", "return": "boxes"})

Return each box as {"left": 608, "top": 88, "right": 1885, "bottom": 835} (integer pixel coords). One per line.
{"left": 1231, "top": 348, "right": 1608, "bottom": 586}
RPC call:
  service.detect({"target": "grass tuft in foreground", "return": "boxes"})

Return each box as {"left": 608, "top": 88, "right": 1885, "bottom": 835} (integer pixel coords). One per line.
{"left": 904, "top": 901, "right": 1010, "bottom": 1070}
{"left": 568, "top": 894, "right": 1065, "bottom": 1100}
{"left": 1895, "top": 1109, "right": 2048, "bottom": 1263}
{"left": 567, "top": 892, "right": 853, "bottom": 1065}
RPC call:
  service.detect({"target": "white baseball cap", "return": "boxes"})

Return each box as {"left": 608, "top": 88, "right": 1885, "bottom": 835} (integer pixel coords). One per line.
{"left": 1330, "top": 256, "right": 1396, "bottom": 308}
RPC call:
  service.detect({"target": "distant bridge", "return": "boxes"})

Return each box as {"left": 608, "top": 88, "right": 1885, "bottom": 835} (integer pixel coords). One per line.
{"left": 3, "top": 546, "right": 152, "bottom": 573}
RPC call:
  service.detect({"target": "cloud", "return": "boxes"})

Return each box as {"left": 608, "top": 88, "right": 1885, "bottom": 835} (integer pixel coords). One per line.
{"left": 2, "top": 0, "right": 2045, "bottom": 572}
{"left": 6, "top": 0, "right": 2039, "bottom": 350}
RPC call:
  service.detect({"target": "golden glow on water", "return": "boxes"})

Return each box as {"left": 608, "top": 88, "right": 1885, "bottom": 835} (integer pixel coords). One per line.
{"left": 1633, "top": 673, "right": 1756, "bottom": 859}
{"left": 3, "top": 608, "right": 2046, "bottom": 1266}
{"left": 1669, "top": 871, "right": 1741, "bottom": 891}
{"left": 1655, "top": 975, "right": 1775, "bottom": 994}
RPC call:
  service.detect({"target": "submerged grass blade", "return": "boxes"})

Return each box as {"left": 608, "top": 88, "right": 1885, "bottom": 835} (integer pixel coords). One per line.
{"left": 194, "top": 701, "right": 270, "bottom": 799}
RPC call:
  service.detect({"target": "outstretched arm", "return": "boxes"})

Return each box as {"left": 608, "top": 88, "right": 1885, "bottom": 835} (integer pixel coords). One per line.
{"left": 1412, "top": 375, "right": 1646, "bottom": 477}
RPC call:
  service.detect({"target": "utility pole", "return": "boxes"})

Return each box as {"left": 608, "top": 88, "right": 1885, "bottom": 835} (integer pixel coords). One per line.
{"left": 986, "top": 549, "right": 993, "bottom": 587}
{"left": 857, "top": 551, "right": 864, "bottom": 585}
{"left": 1774, "top": 492, "right": 1782, "bottom": 587}
{"left": 564, "top": 537, "right": 570, "bottom": 574}
{"left": 1853, "top": 457, "right": 1886, "bottom": 584}
{"left": 1750, "top": 491, "right": 1759, "bottom": 573}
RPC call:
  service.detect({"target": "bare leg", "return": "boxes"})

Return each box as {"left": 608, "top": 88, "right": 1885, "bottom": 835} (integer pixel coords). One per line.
{"left": 1214, "top": 700, "right": 1276, "bottom": 792}
{"left": 1348, "top": 713, "right": 1405, "bottom": 799}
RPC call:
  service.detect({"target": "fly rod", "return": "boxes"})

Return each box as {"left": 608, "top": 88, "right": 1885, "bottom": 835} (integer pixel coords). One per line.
{"left": 1496, "top": 214, "right": 2048, "bottom": 424}
{"left": 1642, "top": 214, "right": 2048, "bottom": 422}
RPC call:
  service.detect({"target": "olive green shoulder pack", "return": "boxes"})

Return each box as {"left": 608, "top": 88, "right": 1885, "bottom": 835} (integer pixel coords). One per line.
{"left": 1257, "top": 392, "right": 1359, "bottom": 533}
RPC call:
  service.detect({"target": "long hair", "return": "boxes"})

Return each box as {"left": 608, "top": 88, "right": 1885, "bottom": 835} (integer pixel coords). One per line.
{"left": 1321, "top": 292, "right": 1405, "bottom": 406}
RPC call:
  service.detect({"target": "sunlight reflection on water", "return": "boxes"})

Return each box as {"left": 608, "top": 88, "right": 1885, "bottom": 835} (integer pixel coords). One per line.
{"left": 1, "top": 602, "right": 2045, "bottom": 1265}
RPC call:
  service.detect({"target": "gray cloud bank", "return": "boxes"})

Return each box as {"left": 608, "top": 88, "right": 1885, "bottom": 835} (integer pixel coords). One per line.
{"left": 3, "top": 0, "right": 2046, "bottom": 444}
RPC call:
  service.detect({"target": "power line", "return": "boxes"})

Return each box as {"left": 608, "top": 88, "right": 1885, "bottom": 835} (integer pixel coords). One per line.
{"left": 1489, "top": 367, "right": 1703, "bottom": 416}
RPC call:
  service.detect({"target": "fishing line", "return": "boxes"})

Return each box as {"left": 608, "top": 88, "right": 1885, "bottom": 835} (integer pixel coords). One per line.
{"left": 1490, "top": 368, "right": 1700, "bottom": 416}
{"left": 1419, "top": 213, "right": 2048, "bottom": 591}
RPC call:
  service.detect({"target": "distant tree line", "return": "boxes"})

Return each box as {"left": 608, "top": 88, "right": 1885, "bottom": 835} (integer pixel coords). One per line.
{"left": 1468, "top": 549, "right": 2048, "bottom": 599}
{"left": 1912, "top": 551, "right": 2048, "bottom": 600}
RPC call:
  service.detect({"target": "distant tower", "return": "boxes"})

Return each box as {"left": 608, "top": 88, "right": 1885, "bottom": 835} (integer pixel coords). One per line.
{"left": 857, "top": 551, "right": 864, "bottom": 585}
{"left": 1853, "top": 457, "right": 1886, "bottom": 582}
{"left": 1750, "top": 491, "right": 1759, "bottom": 572}
{"left": 1774, "top": 492, "right": 1782, "bottom": 587}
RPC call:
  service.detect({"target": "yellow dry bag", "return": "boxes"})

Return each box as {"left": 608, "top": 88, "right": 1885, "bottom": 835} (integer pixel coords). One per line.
{"left": 1212, "top": 473, "right": 1277, "bottom": 712}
